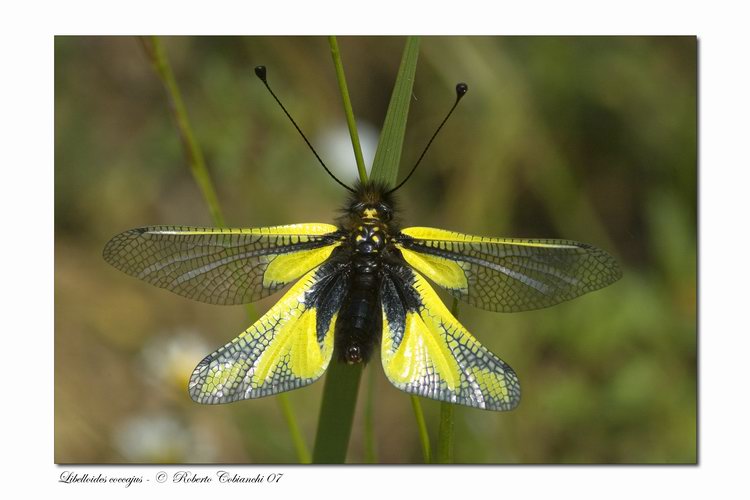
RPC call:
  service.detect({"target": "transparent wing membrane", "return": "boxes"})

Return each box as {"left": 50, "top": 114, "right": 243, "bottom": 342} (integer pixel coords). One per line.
{"left": 397, "top": 227, "right": 621, "bottom": 313}
{"left": 103, "top": 224, "right": 341, "bottom": 305}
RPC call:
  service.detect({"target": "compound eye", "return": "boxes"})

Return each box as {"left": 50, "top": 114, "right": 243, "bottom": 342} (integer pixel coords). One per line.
{"left": 377, "top": 203, "right": 392, "bottom": 221}
{"left": 351, "top": 202, "right": 366, "bottom": 215}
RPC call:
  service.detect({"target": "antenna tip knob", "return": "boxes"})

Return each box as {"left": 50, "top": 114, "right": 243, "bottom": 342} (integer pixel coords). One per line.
{"left": 456, "top": 82, "right": 468, "bottom": 98}
{"left": 254, "top": 65, "right": 267, "bottom": 82}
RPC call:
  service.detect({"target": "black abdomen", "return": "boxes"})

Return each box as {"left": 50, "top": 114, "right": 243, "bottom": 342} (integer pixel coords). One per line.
{"left": 335, "top": 255, "right": 382, "bottom": 364}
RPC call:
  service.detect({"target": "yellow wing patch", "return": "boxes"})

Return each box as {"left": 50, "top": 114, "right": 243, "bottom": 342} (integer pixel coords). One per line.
{"left": 383, "top": 311, "right": 460, "bottom": 391}
{"left": 189, "top": 265, "right": 336, "bottom": 403}
{"left": 263, "top": 244, "right": 339, "bottom": 288}
{"left": 253, "top": 309, "right": 336, "bottom": 382}
{"left": 398, "top": 246, "right": 468, "bottom": 294}
{"left": 381, "top": 270, "right": 520, "bottom": 411}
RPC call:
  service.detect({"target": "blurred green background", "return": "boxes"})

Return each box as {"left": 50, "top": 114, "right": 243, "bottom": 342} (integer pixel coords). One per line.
{"left": 55, "top": 36, "right": 696, "bottom": 464}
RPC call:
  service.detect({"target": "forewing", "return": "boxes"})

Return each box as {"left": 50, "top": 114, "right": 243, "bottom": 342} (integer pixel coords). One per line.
{"left": 380, "top": 265, "right": 521, "bottom": 411}
{"left": 103, "top": 223, "right": 342, "bottom": 305}
{"left": 396, "top": 226, "right": 621, "bottom": 312}
{"left": 189, "top": 260, "right": 348, "bottom": 403}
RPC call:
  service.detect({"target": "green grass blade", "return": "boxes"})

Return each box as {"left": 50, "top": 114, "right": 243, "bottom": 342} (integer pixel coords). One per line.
{"left": 435, "top": 298, "right": 460, "bottom": 463}
{"left": 329, "top": 36, "right": 368, "bottom": 183}
{"left": 142, "top": 35, "right": 310, "bottom": 464}
{"left": 370, "top": 36, "right": 420, "bottom": 186}
{"left": 364, "top": 364, "right": 378, "bottom": 463}
{"left": 411, "top": 395, "right": 431, "bottom": 463}
{"left": 278, "top": 394, "right": 311, "bottom": 463}
{"left": 436, "top": 402, "right": 454, "bottom": 463}
{"left": 312, "top": 361, "right": 364, "bottom": 463}
{"left": 141, "top": 36, "right": 226, "bottom": 228}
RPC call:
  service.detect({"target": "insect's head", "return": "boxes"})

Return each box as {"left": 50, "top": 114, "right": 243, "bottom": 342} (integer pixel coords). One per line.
{"left": 347, "top": 180, "right": 396, "bottom": 223}
{"left": 350, "top": 201, "right": 393, "bottom": 222}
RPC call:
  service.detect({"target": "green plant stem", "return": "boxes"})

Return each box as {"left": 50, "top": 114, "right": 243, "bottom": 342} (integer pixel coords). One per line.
{"left": 366, "top": 36, "right": 429, "bottom": 463}
{"left": 312, "top": 37, "right": 371, "bottom": 464}
{"left": 312, "top": 361, "right": 363, "bottom": 463}
{"left": 411, "top": 395, "right": 431, "bottom": 463}
{"left": 328, "top": 36, "right": 368, "bottom": 183}
{"left": 142, "top": 35, "right": 310, "bottom": 464}
{"left": 372, "top": 36, "right": 432, "bottom": 463}
{"left": 364, "top": 364, "right": 378, "bottom": 463}
{"left": 312, "top": 36, "right": 420, "bottom": 464}
{"left": 278, "top": 393, "right": 311, "bottom": 463}
{"left": 435, "top": 299, "right": 459, "bottom": 463}
{"left": 141, "top": 36, "right": 226, "bottom": 228}
{"left": 436, "top": 403, "right": 454, "bottom": 463}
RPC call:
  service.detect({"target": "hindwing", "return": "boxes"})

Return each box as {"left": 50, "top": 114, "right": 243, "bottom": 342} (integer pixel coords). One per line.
{"left": 189, "top": 259, "right": 348, "bottom": 403}
{"left": 380, "top": 264, "right": 521, "bottom": 411}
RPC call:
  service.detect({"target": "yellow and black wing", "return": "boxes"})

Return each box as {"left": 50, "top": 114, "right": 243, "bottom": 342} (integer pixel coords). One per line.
{"left": 189, "top": 259, "right": 348, "bottom": 403}
{"left": 381, "top": 264, "right": 521, "bottom": 411}
{"left": 395, "top": 227, "right": 621, "bottom": 312}
{"left": 103, "top": 223, "right": 342, "bottom": 305}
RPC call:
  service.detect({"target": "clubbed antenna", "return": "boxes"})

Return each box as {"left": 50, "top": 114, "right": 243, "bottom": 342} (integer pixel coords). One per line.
{"left": 254, "top": 66, "right": 355, "bottom": 193}
{"left": 386, "top": 83, "right": 468, "bottom": 195}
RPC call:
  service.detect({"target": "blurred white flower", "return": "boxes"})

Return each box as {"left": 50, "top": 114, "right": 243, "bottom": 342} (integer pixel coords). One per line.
{"left": 140, "top": 329, "right": 210, "bottom": 394}
{"left": 318, "top": 121, "right": 378, "bottom": 185}
{"left": 115, "top": 412, "right": 217, "bottom": 463}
